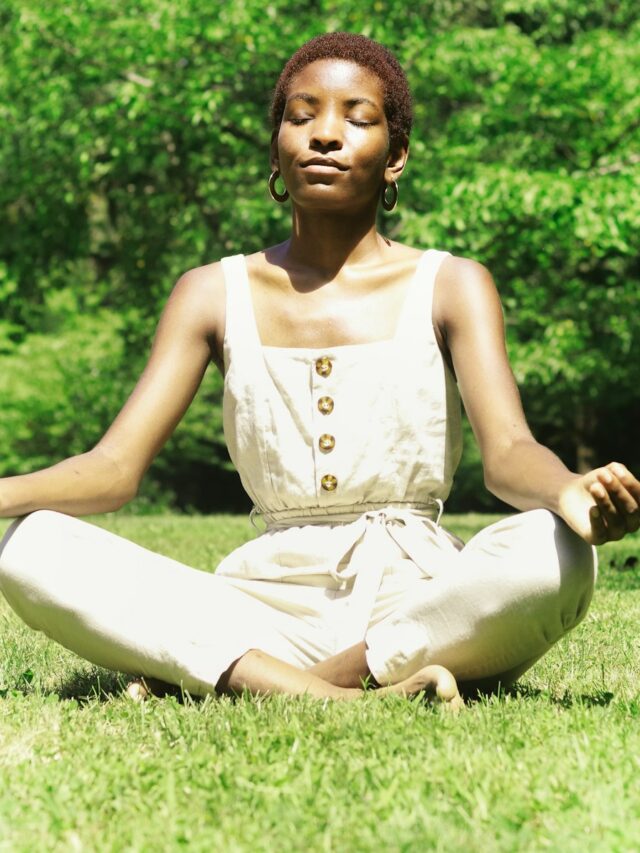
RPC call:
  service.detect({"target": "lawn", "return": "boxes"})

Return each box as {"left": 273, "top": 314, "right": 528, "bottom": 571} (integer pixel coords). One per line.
{"left": 0, "top": 514, "right": 639, "bottom": 852}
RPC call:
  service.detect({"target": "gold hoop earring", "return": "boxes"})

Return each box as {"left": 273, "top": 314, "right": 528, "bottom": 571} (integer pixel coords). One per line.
{"left": 381, "top": 181, "right": 398, "bottom": 212}
{"left": 269, "top": 170, "right": 289, "bottom": 203}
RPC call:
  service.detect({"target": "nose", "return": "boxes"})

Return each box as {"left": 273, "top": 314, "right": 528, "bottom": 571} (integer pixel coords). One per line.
{"left": 309, "top": 110, "right": 343, "bottom": 151}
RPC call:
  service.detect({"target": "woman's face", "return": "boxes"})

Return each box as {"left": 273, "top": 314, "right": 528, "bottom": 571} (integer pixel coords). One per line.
{"left": 273, "top": 59, "right": 404, "bottom": 212}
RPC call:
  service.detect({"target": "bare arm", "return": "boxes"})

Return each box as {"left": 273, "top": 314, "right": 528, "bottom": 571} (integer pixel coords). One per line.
{"left": 0, "top": 263, "right": 226, "bottom": 518}
{"left": 434, "top": 257, "right": 640, "bottom": 544}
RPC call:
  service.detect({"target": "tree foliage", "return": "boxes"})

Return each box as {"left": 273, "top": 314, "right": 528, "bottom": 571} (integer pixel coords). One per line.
{"left": 1, "top": 0, "right": 638, "bottom": 510}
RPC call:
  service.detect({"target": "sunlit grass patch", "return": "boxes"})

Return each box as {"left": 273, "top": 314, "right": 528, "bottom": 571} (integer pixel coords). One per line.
{"left": 0, "top": 514, "right": 638, "bottom": 850}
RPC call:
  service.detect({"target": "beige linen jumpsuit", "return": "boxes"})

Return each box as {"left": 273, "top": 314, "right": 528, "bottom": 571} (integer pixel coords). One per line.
{"left": 0, "top": 250, "right": 597, "bottom": 694}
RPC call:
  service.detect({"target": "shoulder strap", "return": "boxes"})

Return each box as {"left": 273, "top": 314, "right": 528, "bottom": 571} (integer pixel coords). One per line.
{"left": 220, "top": 255, "right": 262, "bottom": 353}
{"left": 395, "top": 249, "right": 451, "bottom": 342}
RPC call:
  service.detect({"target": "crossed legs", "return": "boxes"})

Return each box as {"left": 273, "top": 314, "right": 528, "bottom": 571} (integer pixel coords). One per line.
{"left": 1, "top": 509, "right": 595, "bottom": 709}
{"left": 126, "top": 645, "right": 462, "bottom": 708}
{"left": 0, "top": 512, "right": 461, "bottom": 707}
{"left": 217, "top": 647, "right": 461, "bottom": 706}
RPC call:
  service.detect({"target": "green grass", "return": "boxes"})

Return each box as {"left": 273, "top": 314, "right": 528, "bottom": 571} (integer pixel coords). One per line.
{"left": 1, "top": 514, "right": 639, "bottom": 852}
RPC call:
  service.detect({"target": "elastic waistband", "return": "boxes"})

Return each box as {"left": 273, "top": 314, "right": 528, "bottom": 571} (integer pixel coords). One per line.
{"left": 251, "top": 499, "right": 443, "bottom": 530}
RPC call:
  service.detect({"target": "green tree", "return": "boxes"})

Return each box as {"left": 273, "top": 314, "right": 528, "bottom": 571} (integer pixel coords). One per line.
{"left": 1, "top": 0, "right": 638, "bottom": 510}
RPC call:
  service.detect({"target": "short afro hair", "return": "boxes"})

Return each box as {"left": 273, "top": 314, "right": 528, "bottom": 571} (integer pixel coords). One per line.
{"left": 270, "top": 32, "right": 412, "bottom": 152}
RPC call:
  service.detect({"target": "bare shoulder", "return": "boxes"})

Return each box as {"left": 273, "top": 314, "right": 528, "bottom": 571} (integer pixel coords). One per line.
{"left": 169, "top": 261, "right": 225, "bottom": 336}
{"left": 436, "top": 254, "right": 498, "bottom": 297}
{"left": 433, "top": 254, "right": 503, "bottom": 330}
{"left": 173, "top": 260, "right": 225, "bottom": 307}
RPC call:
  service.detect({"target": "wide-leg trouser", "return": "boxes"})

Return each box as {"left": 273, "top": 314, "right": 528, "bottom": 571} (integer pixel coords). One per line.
{"left": 0, "top": 509, "right": 597, "bottom": 694}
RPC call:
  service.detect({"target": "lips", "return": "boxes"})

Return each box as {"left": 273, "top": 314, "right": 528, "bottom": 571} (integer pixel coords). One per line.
{"left": 301, "top": 157, "right": 348, "bottom": 171}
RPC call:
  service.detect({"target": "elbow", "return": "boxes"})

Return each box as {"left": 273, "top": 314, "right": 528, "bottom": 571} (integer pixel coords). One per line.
{"left": 84, "top": 481, "right": 138, "bottom": 515}
{"left": 482, "top": 463, "right": 517, "bottom": 508}
{"left": 483, "top": 469, "right": 501, "bottom": 499}
{"left": 109, "top": 484, "right": 138, "bottom": 512}
{"left": 482, "top": 450, "right": 512, "bottom": 499}
{"left": 108, "top": 474, "right": 141, "bottom": 511}
{"left": 481, "top": 451, "right": 499, "bottom": 495}
{"left": 89, "top": 448, "right": 141, "bottom": 512}
{"left": 481, "top": 435, "right": 542, "bottom": 504}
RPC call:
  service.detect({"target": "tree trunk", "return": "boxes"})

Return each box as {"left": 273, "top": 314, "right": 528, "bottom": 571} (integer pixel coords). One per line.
{"left": 575, "top": 404, "right": 596, "bottom": 473}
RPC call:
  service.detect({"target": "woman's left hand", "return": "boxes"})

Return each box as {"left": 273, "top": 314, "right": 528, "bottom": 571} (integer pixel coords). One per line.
{"left": 558, "top": 462, "right": 640, "bottom": 545}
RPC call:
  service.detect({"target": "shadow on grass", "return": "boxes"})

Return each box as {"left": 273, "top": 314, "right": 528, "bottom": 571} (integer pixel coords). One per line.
{"left": 0, "top": 667, "right": 125, "bottom": 703}
{"left": 52, "top": 669, "right": 190, "bottom": 704}
{"left": 597, "top": 547, "right": 640, "bottom": 591}
{"left": 457, "top": 677, "right": 615, "bottom": 709}
{"left": 1, "top": 664, "right": 618, "bottom": 710}
{"left": 53, "top": 668, "right": 131, "bottom": 703}
{"left": 507, "top": 683, "right": 615, "bottom": 708}
{"left": 4, "top": 666, "right": 236, "bottom": 706}
{"left": 43, "top": 670, "right": 618, "bottom": 709}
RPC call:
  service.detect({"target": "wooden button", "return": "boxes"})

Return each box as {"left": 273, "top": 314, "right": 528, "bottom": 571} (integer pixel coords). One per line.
{"left": 317, "top": 396, "right": 334, "bottom": 415}
{"left": 318, "top": 434, "right": 335, "bottom": 453}
{"left": 321, "top": 474, "right": 338, "bottom": 491}
{"left": 315, "top": 356, "right": 332, "bottom": 377}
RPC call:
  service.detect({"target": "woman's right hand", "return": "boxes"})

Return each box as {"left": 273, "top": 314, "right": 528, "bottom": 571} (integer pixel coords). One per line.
{"left": 0, "top": 263, "right": 226, "bottom": 518}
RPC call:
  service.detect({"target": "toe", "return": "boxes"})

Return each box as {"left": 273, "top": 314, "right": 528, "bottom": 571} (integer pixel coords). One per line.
{"left": 125, "top": 679, "right": 149, "bottom": 702}
{"left": 433, "top": 666, "right": 460, "bottom": 703}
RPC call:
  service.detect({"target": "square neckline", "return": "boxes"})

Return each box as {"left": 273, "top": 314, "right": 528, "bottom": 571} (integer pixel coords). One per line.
{"left": 240, "top": 251, "right": 431, "bottom": 354}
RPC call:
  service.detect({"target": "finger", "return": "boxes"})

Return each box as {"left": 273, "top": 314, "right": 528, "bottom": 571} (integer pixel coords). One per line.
{"left": 596, "top": 470, "right": 639, "bottom": 517}
{"left": 607, "top": 462, "right": 640, "bottom": 504}
{"left": 589, "top": 483, "right": 626, "bottom": 540}
{"left": 590, "top": 480, "right": 615, "bottom": 513}
{"left": 588, "top": 505, "right": 608, "bottom": 545}
{"left": 596, "top": 469, "right": 640, "bottom": 533}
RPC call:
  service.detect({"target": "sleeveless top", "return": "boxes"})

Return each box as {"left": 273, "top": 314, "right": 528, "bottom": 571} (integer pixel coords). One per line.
{"left": 215, "top": 249, "right": 463, "bottom": 643}
{"left": 221, "top": 249, "right": 461, "bottom": 521}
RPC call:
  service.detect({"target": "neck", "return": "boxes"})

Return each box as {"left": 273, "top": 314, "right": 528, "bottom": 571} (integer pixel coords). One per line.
{"left": 282, "top": 202, "right": 389, "bottom": 276}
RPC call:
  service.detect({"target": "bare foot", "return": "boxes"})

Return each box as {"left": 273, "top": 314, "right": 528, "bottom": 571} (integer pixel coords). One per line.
{"left": 125, "top": 679, "right": 150, "bottom": 702}
{"left": 378, "top": 664, "right": 464, "bottom": 712}
{"left": 125, "top": 677, "right": 182, "bottom": 702}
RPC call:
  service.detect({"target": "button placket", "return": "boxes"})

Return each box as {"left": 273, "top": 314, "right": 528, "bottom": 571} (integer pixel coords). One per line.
{"left": 313, "top": 355, "right": 338, "bottom": 495}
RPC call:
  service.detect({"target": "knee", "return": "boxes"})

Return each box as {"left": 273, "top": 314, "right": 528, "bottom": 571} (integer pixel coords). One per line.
{"left": 501, "top": 509, "right": 597, "bottom": 620}
{"left": 0, "top": 515, "right": 30, "bottom": 583}
{"left": 0, "top": 510, "right": 77, "bottom": 632}
{"left": 552, "top": 515, "right": 597, "bottom": 632}
{"left": 505, "top": 509, "right": 596, "bottom": 643}
{"left": 0, "top": 510, "right": 68, "bottom": 588}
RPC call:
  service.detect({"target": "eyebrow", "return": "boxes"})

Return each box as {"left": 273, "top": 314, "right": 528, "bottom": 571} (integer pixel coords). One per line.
{"left": 287, "top": 92, "right": 379, "bottom": 109}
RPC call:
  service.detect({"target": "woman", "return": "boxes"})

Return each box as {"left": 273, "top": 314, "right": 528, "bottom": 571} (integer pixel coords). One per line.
{"left": 0, "top": 33, "right": 638, "bottom": 709}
